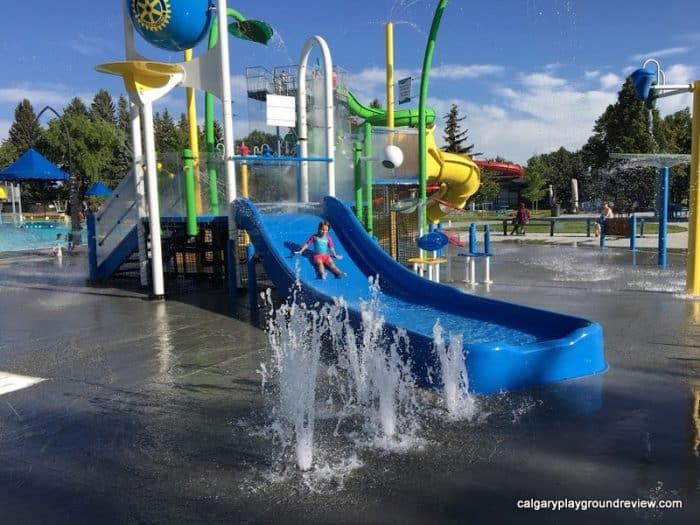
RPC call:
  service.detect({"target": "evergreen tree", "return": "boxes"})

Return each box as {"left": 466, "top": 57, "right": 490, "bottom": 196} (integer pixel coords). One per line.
{"left": 64, "top": 97, "right": 90, "bottom": 118}
{"left": 116, "top": 95, "right": 131, "bottom": 134}
{"left": 369, "top": 99, "right": 382, "bottom": 109}
{"left": 90, "top": 89, "right": 116, "bottom": 124}
{"left": 177, "top": 112, "right": 195, "bottom": 152}
{"left": 442, "top": 103, "right": 474, "bottom": 155}
{"left": 154, "top": 108, "right": 186, "bottom": 171}
{"left": 8, "top": 99, "right": 41, "bottom": 154}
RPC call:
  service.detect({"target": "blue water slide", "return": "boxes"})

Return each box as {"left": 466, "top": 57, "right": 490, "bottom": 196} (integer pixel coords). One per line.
{"left": 234, "top": 197, "right": 607, "bottom": 394}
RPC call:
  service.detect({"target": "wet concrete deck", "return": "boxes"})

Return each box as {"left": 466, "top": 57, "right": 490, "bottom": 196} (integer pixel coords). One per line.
{"left": 0, "top": 245, "right": 698, "bottom": 524}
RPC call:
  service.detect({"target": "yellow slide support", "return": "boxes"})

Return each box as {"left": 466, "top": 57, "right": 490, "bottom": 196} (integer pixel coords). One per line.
{"left": 424, "top": 127, "right": 480, "bottom": 223}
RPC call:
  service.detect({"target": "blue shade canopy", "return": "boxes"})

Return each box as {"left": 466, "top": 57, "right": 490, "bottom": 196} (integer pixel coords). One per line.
{"left": 85, "top": 182, "right": 112, "bottom": 197}
{"left": 0, "top": 148, "right": 69, "bottom": 182}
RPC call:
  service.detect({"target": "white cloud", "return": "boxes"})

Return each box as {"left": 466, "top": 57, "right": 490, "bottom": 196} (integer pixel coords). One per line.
{"left": 431, "top": 64, "right": 505, "bottom": 80}
{"left": 599, "top": 73, "right": 622, "bottom": 90}
{"left": 631, "top": 46, "right": 691, "bottom": 61}
{"left": 520, "top": 73, "right": 567, "bottom": 89}
{"left": 0, "top": 119, "right": 10, "bottom": 141}
{"left": 655, "top": 63, "right": 695, "bottom": 115}
{"left": 429, "top": 69, "right": 622, "bottom": 164}
{"left": 0, "top": 87, "right": 70, "bottom": 107}
{"left": 584, "top": 70, "right": 600, "bottom": 80}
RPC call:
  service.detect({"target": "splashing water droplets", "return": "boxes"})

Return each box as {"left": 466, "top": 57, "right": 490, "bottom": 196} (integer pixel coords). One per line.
{"left": 262, "top": 277, "right": 480, "bottom": 474}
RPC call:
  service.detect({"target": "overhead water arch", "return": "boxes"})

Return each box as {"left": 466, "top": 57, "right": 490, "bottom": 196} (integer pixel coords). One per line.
{"left": 296, "top": 36, "right": 335, "bottom": 202}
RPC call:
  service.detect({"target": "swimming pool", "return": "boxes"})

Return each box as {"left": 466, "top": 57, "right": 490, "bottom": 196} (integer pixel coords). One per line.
{"left": 0, "top": 222, "right": 86, "bottom": 253}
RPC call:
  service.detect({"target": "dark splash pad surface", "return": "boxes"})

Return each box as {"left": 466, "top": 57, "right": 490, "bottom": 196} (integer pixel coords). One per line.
{"left": 0, "top": 246, "right": 697, "bottom": 523}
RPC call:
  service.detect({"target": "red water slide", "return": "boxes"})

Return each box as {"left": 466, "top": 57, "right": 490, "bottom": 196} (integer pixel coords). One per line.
{"left": 473, "top": 160, "right": 525, "bottom": 179}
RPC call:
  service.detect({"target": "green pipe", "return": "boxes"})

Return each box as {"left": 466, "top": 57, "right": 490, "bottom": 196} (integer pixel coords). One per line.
{"left": 418, "top": 0, "right": 449, "bottom": 230}
{"left": 183, "top": 148, "right": 197, "bottom": 236}
{"left": 353, "top": 141, "right": 363, "bottom": 225}
{"left": 345, "top": 89, "right": 436, "bottom": 127}
{"left": 205, "top": 8, "right": 248, "bottom": 216}
{"left": 363, "top": 122, "right": 373, "bottom": 235}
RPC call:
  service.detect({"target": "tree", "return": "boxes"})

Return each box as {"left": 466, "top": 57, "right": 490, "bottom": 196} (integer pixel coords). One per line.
{"left": 582, "top": 77, "right": 662, "bottom": 212}
{"left": 369, "top": 99, "right": 382, "bottom": 109}
{"left": 154, "top": 108, "right": 186, "bottom": 171}
{"left": 442, "top": 103, "right": 474, "bottom": 155}
{"left": 526, "top": 148, "right": 586, "bottom": 208}
{"left": 663, "top": 108, "right": 692, "bottom": 203}
{"left": 39, "top": 107, "right": 122, "bottom": 206}
{"left": 472, "top": 166, "right": 500, "bottom": 212}
{"left": 116, "top": 95, "right": 131, "bottom": 134}
{"left": 237, "top": 129, "right": 278, "bottom": 152}
{"left": 6, "top": 100, "right": 45, "bottom": 205}
{"left": 64, "top": 97, "right": 90, "bottom": 118}
{"left": 522, "top": 157, "right": 550, "bottom": 211}
{"left": 7, "top": 99, "right": 41, "bottom": 154}
{"left": 90, "top": 89, "right": 116, "bottom": 124}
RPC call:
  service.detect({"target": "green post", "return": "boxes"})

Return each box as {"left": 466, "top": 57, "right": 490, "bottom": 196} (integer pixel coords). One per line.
{"left": 183, "top": 148, "right": 197, "bottom": 236}
{"left": 353, "top": 141, "right": 363, "bottom": 225}
{"left": 418, "top": 0, "right": 449, "bottom": 232}
{"left": 205, "top": 16, "right": 220, "bottom": 216}
{"left": 363, "top": 122, "right": 373, "bottom": 235}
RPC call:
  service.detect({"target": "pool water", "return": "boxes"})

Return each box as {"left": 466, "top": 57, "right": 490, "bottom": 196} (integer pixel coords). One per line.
{"left": 0, "top": 222, "right": 86, "bottom": 252}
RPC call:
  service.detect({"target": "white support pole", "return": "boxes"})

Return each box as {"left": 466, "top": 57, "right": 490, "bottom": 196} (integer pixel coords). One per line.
{"left": 483, "top": 256, "right": 492, "bottom": 284}
{"left": 469, "top": 258, "right": 476, "bottom": 285}
{"left": 10, "top": 183, "right": 17, "bottom": 226}
{"left": 217, "top": 0, "right": 237, "bottom": 222}
{"left": 122, "top": 1, "right": 148, "bottom": 287}
{"left": 16, "top": 183, "right": 23, "bottom": 224}
{"left": 142, "top": 101, "right": 165, "bottom": 298}
{"left": 297, "top": 36, "right": 335, "bottom": 201}
{"left": 130, "top": 100, "right": 149, "bottom": 287}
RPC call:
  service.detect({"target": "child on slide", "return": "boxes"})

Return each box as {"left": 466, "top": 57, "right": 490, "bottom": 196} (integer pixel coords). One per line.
{"left": 295, "top": 220, "right": 346, "bottom": 279}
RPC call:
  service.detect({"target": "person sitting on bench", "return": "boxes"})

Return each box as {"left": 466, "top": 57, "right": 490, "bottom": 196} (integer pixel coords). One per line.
{"left": 510, "top": 202, "right": 530, "bottom": 236}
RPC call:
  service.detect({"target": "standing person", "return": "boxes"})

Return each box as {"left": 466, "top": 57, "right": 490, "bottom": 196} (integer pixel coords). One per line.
{"left": 295, "top": 220, "right": 346, "bottom": 279}
{"left": 595, "top": 201, "right": 614, "bottom": 236}
{"left": 510, "top": 202, "right": 530, "bottom": 236}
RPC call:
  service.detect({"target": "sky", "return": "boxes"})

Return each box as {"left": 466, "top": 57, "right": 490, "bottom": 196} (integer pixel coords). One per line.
{"left": 0, "top": 0, "right": 697, "bottom": 164}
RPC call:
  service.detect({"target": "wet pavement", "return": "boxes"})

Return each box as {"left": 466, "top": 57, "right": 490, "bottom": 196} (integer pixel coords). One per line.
{"left": 0, "top": 244, "right": 699, "bottom": 524}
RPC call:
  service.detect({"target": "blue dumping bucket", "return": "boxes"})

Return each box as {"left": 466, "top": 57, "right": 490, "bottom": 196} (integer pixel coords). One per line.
{"left": 630, "top": 68, "right": 656, "bottom": 101}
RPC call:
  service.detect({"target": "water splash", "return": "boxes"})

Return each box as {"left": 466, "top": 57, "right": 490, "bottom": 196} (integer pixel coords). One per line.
{"left": 264, "top": 284, "right": 325, "bottom": 471}
{"left": 261, "top": 276, "right": 437, "bottom": 471}
{"left": 432, "top": 320, "right": 478, "bottom": 420}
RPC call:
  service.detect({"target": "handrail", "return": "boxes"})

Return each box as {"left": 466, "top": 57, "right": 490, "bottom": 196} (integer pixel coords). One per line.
{"left": 97, "top": 198, "right": 137, "bottom": 247}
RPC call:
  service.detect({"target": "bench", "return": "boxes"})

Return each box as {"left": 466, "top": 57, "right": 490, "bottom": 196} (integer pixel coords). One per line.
{"left": 502, "top": 216, "right": 596, "bottom": 237}
{"left": 669, "top": 204, "right": 688, "bottom": 221}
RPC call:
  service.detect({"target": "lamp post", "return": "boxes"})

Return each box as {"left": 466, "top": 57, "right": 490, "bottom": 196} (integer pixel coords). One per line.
{"left": 35, "top": 105, "right": 80, "bottom": 246}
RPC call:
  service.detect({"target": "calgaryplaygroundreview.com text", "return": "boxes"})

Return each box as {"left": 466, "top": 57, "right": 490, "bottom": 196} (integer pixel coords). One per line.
{"left": 516, "top": 498, "right": 684, "bottom": 512}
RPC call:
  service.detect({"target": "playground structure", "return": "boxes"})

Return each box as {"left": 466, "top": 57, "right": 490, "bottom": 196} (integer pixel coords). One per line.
{"left": 88, "top": 0, "right": 605, "bottom": 395}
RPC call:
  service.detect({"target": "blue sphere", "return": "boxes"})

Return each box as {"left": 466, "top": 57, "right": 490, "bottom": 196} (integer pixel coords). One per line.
{"left": 127, "top": 0, "right": 213, "bottom": 52}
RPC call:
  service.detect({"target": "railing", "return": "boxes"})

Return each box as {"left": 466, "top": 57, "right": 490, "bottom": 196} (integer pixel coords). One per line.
{"left": 94, "top": 170, "right": 138, "bottom": 268}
